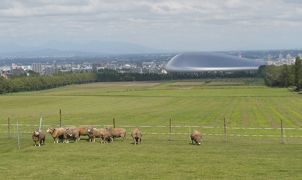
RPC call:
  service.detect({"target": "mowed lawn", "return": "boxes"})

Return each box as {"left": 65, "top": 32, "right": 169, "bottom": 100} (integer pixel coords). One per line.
{"left": 0, "top": 79, "right": 302, "bottom": 179}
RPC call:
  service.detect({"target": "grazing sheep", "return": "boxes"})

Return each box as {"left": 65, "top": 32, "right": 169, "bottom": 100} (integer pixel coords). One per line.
{"left": 32, "top": 130, "right": 45, "bottom": 146}
{"left": 99, "top": 128, "right": 113, "bottom": 144}
{"left": 107, "top": 127, "right": 127, "bottom": 141}
{"left": 47, "top": 127, "right": 66, "bottom": 143}
{"left": 78, "top": 127, "right": 89, "bottom": 140}
{"left": 190, "top": 130, "right": 202, "bottom": 145}
{"left": 65, "top": 128, "right": 80, "bottom": 143}
{"left": 131, "top": 128, "right": 142, "bottom": 145}
{"left": 87, "top": 128, "right": 102, "bottom": 142}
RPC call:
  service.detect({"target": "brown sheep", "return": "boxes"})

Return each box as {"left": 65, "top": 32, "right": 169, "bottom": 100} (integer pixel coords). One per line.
{"left": 190, "top": 130, "right": 202, "bottom": 145}
{"left": 99, "top": 128, "right": 113, "bottom": 144}
{"left": 65, "top": 128, "right": 80, "bottom": 143}
{"left": 107, "top": 127, "right": 127, "bottom": 141}
{"left": 47, "top": 127, "right": 66, "bottom": 143}
{"left": 131, "top": 128, "right": 142, "bottom": 145}
{"left": 32, "top": 130, "right": 45, "bottom": 146}
{"left": 87, "top": 128, "right": 103, "bottom": 142}
{"left": 78, "top": 127, "right": 89, "bottom": 140}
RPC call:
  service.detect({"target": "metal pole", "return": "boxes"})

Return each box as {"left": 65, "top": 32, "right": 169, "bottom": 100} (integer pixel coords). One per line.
{"left": 16, "top": 120, "right": 20, "bottom": 150}
{"left": 8, "top": 117, "right": 10, "bottom": 138}
{"left": 59, "top": 109, "right": 62, "bottom": 127}
{"left": 224, "top": 117, "right": 227, "bottom": 143}
{"left": 169, "top": 118, "right": 172, "bottom": 141}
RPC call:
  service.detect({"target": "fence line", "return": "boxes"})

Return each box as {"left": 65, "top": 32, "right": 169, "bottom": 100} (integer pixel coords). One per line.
{"left": 1, "top": 123, "right": 301, "bottom": 139}
{"left": 1, "top": 131, "right": 302, "bottom": 138}
{"left": 1, "top": 124, "right": 302, "bottom": 130}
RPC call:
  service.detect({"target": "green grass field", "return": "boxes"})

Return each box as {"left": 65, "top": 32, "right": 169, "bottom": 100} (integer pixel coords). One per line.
{"left": 1, "top": 79, "right": 302, "bottom": 179}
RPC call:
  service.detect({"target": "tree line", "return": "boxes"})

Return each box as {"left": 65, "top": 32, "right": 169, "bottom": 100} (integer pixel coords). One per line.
{"left": 0, "top": 73, "right": 97, "bottom": 94}
{"left": 96, "top": 69, "right": 258, "bottom": 82}
{"left": 262, "top": 56, "right": 302, "bottom": 90}
{"left": 0, "top": 68, "right": 260, "bottom": 94}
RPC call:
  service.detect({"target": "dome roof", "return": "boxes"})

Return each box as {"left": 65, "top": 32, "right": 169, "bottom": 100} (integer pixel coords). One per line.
{"left": 165, "top": 52, "right": 265, "bottom": 72}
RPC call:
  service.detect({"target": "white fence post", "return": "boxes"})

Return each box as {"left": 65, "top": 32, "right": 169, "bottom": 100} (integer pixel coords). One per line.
{"left": 39, "top": 116, "right": 43, "bottom": 131}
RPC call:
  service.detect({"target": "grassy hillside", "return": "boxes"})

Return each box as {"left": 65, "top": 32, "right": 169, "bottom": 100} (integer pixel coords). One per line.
{"left": 1, "top": 137, "right": 301, "bottom": 179}
{"left": 0, "top": 79, "right": 302, "bottom": 179}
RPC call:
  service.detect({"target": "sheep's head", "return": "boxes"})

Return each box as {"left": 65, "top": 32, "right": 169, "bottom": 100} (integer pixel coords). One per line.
{"left": 47, "top": 128, "right": 54, "bottom": 134}
{"left": 34, "top": 130, "right": 40, "bottom": 136}
{"left": 87, "top": 128, "right": 95, "bottom": 134}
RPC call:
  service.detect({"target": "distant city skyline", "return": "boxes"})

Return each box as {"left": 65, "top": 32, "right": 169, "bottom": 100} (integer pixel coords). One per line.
{"left": 1, "top": 0, "right": 302, "bottom": 53}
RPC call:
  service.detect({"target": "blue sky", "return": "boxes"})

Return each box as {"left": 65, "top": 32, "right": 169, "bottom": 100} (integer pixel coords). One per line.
{"left": 1, "top": 0, "right": 302, "bottom": 52}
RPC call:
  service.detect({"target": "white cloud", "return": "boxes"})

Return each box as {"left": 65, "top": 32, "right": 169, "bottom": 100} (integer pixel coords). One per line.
{"left": 0, "top": 0, "right": 301, "bottom": 51}
{"left": 1, "top": 0, "right": 301, "bottom": 26}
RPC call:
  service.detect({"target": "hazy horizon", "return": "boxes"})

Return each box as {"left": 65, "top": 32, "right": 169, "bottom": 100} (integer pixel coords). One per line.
{"left": 1, "top": 0, "right": 302, "bottom": 53}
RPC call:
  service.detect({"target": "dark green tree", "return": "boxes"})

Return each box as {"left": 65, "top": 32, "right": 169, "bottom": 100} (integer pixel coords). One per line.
{"left": 294, "top": 56, "right": 302, "bottom": 91}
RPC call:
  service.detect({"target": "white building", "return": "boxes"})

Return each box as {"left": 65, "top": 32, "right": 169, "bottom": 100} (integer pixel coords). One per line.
{"left": 32, "top": 63, "right": 43, "bottom": 74}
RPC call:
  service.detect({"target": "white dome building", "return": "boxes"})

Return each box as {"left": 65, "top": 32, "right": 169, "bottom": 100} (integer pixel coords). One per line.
{"left": 166, "top": 52, "right": 265, "bottom": 73}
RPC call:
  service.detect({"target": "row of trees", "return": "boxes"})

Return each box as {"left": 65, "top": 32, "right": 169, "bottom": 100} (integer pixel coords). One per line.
{"left": 0, "top": 68, "right": 260, "bottom": 94}
{"left": 96, "top": 69, "right": 259, "bottom": 82}
{"left": 0, "top": 73, "right": 97, "bottom": 94}
{"left": 262, "top": 57, "right": 302, "bottom": 90}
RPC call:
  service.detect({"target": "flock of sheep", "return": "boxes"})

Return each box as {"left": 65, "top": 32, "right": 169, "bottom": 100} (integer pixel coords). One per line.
{"left": 32, "top": 127, "right": 202, "bottom": 146}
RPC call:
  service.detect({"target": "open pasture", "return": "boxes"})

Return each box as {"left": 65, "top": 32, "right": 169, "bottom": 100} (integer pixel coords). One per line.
{"left": 0, "top": 79, "right": 302, "bottom": 179}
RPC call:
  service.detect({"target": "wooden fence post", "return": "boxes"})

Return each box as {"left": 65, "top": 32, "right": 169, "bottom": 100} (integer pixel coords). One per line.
{"left": 59, "top": 109, "right": 62, "bottom": 127}
{"left": 224, "top": 117, "right": 227, "bottom": 143}
{"left": 280, "top": 119, "right": 285, "bottom": 144}
{"left": 16, "top": 120, "right": 20, "bottom": 150}
{"left": 8, "top": 117, "right": 11, "bottom": 138}
{"left": 113, "top": 118, "right": 116, "bottom": 128}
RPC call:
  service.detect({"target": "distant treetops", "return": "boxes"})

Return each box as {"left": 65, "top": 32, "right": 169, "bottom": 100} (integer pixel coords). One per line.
{"left": 262, "top": 56, "right": 302, "bottom": 90}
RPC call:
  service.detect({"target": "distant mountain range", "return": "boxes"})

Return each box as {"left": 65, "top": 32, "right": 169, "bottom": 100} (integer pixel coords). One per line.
{"left": 0, "top": 41, "right": 301, "bottom": 59}
{"left": 0, "top": 41, "right": 162, "bottom": 57}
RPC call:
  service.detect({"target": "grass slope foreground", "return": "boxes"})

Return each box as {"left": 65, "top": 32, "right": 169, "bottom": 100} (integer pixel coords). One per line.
{"left": 0, "top": 79, "right": 302, "bottom": 179}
